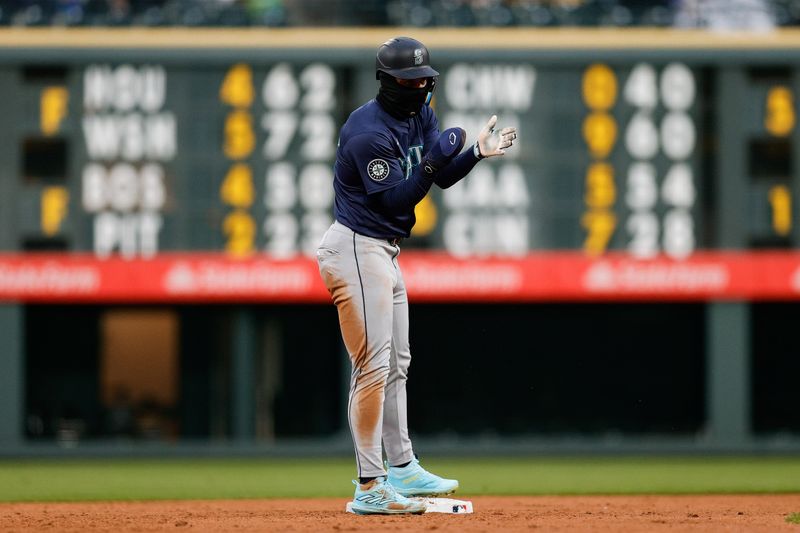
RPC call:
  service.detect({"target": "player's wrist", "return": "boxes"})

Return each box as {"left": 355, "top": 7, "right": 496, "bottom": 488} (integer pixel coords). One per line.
{"left": 473, "top": 141, "right": 485, "bottom": 160}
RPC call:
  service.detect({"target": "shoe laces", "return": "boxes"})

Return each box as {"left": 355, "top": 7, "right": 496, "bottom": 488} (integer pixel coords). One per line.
{"left": 355, "top": 476, "right": 402, "bottom": 498}
{"left": 375, "top": 478, "right": 403, "bottom": 499}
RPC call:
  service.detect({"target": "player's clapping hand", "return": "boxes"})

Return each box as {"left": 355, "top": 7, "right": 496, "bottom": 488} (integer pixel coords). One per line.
{"left": 475, "top": 115, "right": 517, "bottom": 158}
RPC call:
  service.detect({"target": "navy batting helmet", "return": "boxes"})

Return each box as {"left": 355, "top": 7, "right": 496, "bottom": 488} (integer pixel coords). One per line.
{"left": 375, "top": 37, "right": 439, "bottom": 80}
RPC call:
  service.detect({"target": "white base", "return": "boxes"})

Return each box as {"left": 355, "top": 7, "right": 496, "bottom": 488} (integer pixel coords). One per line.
{"left": 346, "top": 497, "right": 473, "bottom": 514}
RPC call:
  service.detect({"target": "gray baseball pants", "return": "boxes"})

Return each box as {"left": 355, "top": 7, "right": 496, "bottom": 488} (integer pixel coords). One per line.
{"left": 316, "top": 221, "right": 415, "bottom": 478}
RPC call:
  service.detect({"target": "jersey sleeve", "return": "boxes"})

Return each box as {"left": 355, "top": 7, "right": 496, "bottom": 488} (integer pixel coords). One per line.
{"left": 421, "top": 106, "right": 441, "bottom": 155}
{"left": 343, "top": 132, "right": 405, "bottom": 195}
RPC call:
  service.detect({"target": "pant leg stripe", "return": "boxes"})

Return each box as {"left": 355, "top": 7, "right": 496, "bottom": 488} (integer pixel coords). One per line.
{"left": 347, "top": 367, "right": 361, "bottom": 477}
{"left": 351, "top": 231, "right": 369, "bottom": 478}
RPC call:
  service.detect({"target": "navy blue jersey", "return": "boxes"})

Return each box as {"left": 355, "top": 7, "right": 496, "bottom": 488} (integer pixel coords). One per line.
{"left": 333, "top": 99, "right": 439, "bottom": 239}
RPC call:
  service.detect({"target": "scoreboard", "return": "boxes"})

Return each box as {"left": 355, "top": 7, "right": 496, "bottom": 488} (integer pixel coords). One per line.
{"left": 29, "top": 57, "right": 704, "bottom": 257}
{"left": 77, "top": 61, "right": 342, "bottom": 258}
{"left": 3, "top": 28, "right": 800, "bottom": 303}
{"left": 434, "top": 60, "right": 701, "bottom": 257}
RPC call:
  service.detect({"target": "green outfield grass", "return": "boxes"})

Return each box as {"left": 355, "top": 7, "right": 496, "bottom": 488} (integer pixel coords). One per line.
{"left": 1, "top": 456, "right": 799, "bottom": 502}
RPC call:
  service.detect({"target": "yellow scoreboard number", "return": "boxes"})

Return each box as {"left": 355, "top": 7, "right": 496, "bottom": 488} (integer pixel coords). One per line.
{"left": 581, "top": 64, "right": 618, "bottom": 255}
{"left": 220, "top": 64, "right": 257, "bottom": 256}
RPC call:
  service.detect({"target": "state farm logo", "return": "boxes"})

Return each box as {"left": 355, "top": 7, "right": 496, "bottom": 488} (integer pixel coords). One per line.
{"left": 163, "top": 261, "right": 312, "bottom": 295}
{"left": 402, "top": 262, "right": 522, "bottom": 294}
{"left": 164, "top": 262, "right": 197, "bottom": 293}
{"left": 791, "top": 266, "right": 800, "bottom": 292}
{"left": 583, "top": 262, "right": 615, "bottom": 291}
{"left": 0, "top": 261, "right": 100, "bottom": 294}
{"left": 583, "top": 260, "right": 729, "bottom": 293}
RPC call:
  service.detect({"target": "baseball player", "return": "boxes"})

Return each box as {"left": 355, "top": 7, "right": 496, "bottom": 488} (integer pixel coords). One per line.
{"left": 317, "top": 36, "right": 517, "bottom": 515}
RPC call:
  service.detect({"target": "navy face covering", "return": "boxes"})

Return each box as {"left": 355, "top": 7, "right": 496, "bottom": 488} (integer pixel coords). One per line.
{"left": 376, "top": 73, "right": 436, "bottom": 119}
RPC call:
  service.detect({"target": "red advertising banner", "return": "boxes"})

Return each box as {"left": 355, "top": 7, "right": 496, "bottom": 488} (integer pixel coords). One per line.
{"left": 1, "top": 251, "right": 800, "bottom": 303}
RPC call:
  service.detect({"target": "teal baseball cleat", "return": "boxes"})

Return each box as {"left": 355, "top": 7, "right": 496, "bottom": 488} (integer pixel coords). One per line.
{"left": 386, "top": 458, "right": 459, "bottom": 497}
{"left": 350, "top": 476, "right": 427, "bottom": 515}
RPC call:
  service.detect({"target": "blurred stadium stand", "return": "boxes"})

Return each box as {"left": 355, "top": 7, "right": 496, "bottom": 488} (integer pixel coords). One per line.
{"left": 0, "top": 0, "right": 798, "bottom": 29}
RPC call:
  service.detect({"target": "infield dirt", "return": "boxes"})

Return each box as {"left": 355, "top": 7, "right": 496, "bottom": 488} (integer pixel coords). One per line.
{"left": 2, "top": 494, "right": 799, "bottom": 531}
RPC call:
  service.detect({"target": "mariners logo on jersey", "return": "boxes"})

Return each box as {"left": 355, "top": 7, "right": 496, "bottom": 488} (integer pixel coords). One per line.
{"left": 367, "top": 159, "right": 390, "bottom": 181}
{"left": 399, "top": 145, "right": 423, "bottom": 178}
